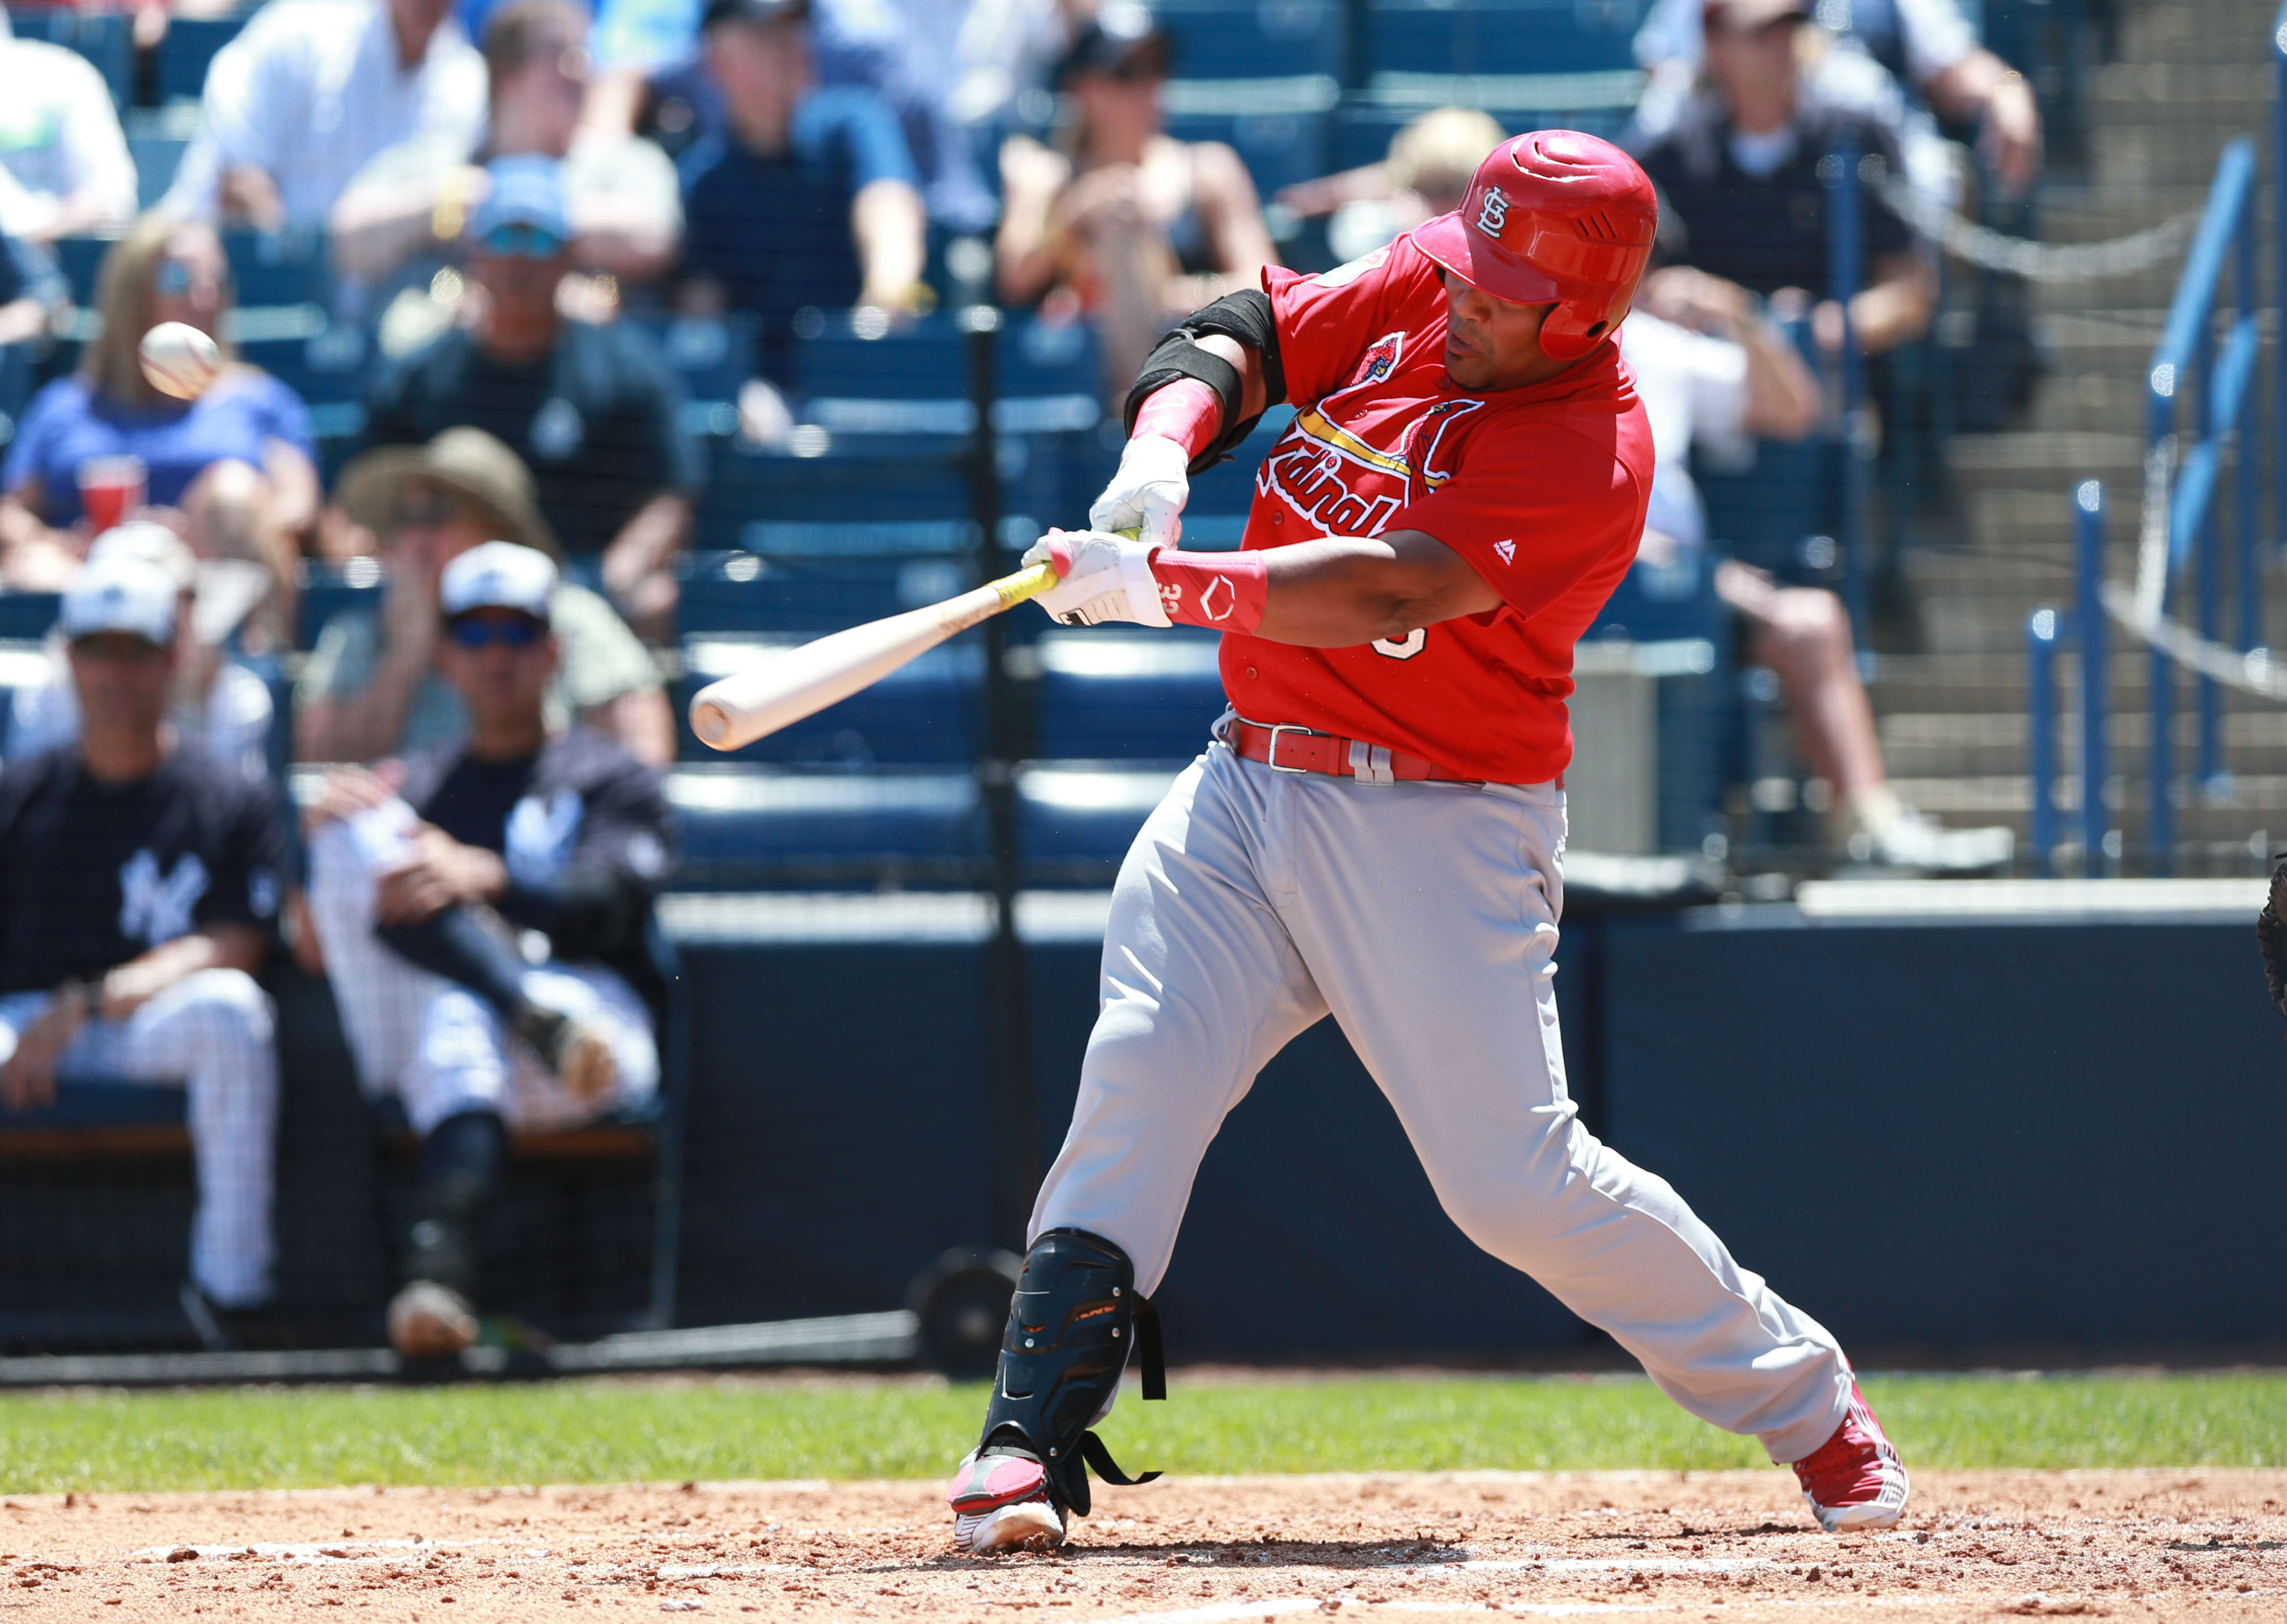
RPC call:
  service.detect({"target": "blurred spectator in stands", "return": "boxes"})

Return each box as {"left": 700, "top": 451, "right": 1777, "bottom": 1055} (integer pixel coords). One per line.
{"left": 304, "top": 540, "right": 673, "bottom": 1360}
{"left": 300, "top": 427, "right": 674, "bottom": 765}
{"left": 597, "top": 0, "right": 1059, "bottom": 231}
{"left": 1632, "top": 0, "right": 1934, "bottom": 361}
{"left": 0, "top": 230, "right": 67, "bottom": 427}
{"left": 1633, "top": 0, "right": 2039, "bottom": 198}
{"left": 0, "top": 7, "right": 138, "bottom": 241}
{"left": 995, "top": 2, "right": 1274, "bottom": 397}
{"left": 11, "top": 521, "right": 278, "bottom": 782}
{"left": 676, "top": 0, "right": 928, "bottom": 345}
{"left": 0, "top": 555, "right": 291, "bottom": 1350}
{"left": 164, "top": 0, "right": 487, "bottom": 231}
{"left": 333, "top": 0, "right": 684, "bottom": 304}
{"left": 1620, "top": 262, "right": 2009, "bottom": 871}
{"left": 362, "top": 159, "right": 702, "bottom": 639}
{"left": 1276, "top": 106, "right": 1505, "bottom": 268}
{"left": 0, "top": 215, "right": 317, "bottom": 651}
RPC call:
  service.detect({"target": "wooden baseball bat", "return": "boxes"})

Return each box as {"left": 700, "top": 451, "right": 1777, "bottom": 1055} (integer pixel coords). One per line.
{"left": 688, "top": 559, "right": 1060, "bottom": 752}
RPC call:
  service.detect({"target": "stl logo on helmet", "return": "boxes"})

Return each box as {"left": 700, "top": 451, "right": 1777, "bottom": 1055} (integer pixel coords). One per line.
{"left": 1474, "top": 185, "right": 1510, "bottom": 238}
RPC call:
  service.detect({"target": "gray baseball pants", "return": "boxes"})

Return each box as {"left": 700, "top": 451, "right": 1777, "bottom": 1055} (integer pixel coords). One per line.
{"left": 1031, "top": 737, "right": 1852, "bottom": 1464}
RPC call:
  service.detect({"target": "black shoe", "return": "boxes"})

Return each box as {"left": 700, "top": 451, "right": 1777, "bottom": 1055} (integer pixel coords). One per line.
{"left": 180, "top": 1282, "right": 296, "bottom": 1352}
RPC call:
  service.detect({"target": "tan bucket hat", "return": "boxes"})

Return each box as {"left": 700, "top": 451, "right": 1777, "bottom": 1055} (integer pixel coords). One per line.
{"left": 336, "top": 426, "right": 561, "bottom": 559}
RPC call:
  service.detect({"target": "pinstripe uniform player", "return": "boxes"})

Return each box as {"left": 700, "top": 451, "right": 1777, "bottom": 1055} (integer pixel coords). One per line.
{"left": 945, "top": 132, "right": 1909, "bottom": 1555}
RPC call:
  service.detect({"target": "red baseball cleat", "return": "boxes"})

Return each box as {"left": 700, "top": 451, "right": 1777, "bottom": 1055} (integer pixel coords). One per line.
{"left": 948, "top": 1451, "right": 1064, "bottom": 1554}
{"left": 1793, "top": 1381, "right": 1910, "bottom": 1533}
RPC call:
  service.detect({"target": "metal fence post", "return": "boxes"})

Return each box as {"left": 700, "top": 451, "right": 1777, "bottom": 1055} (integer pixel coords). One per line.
{"left": 2237, "top": 200, "right": 2263, "bottom": 656}
{"left": 2276, "top": 3, "right": 2287, "bottom": 553}
{"left": 1826, "top": 142, "right": 1870, "bottom": 656}
{"left": 2076, "top": 481, "right": 2110, "bottom": 871}
{"left": 2027, "top": 608, "right": 2060, "bottom": 874}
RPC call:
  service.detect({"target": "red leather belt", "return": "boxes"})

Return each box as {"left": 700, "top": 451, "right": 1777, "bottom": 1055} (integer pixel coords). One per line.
{"left": 1225, "top": 718, "right": 1479, "bottom": 785}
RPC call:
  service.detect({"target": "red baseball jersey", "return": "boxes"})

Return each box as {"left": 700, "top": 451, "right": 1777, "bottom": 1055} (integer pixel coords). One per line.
{"left": 1216, "top": 232, "right": 1654, "bottom": 784}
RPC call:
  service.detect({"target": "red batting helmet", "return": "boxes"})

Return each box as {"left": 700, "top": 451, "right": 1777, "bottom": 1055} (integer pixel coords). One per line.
{"left": 1410, "top": 130, "right": 1660, "bottom": 362}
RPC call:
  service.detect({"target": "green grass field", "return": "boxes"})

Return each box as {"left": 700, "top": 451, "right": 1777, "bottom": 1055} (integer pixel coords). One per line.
{"left": 2, "top": 1371, "right": 2284, "bottom": 1494}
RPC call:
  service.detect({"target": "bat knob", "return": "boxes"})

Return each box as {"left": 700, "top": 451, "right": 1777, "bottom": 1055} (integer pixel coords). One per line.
{"left": 690, "top": 699, "right": 732, "bottom": 749}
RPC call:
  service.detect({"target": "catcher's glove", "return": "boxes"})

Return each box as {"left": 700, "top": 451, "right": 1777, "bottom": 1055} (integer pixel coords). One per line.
{"left": 2258, "top": 853, "right": 2287, "bottom": 1016}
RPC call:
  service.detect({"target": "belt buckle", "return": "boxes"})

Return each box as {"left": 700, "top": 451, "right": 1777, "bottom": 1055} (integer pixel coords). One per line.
{"left": 1264, "top": 722, "right": 1318, "bottom": 774}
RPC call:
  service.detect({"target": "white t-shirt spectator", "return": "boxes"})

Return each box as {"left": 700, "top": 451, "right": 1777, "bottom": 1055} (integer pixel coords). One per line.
{"left": 0, "top": 35, "right": 137, "bottom": 239}
{"left": 1618, "top": 311, "right": 1753, "bottom": 556}
{"left": 165, "top": 0, "right": 488, "bottom": 230}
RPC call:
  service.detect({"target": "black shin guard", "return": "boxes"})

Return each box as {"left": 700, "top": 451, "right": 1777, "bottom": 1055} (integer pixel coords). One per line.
{"left": 975, "top": 1229, "right": 1165, "bottom": 1518}
{"left": 406, "top": 1109, "right": 509, "bottom": 1302}
{"left": 379, "top": 908, "right": 536, "bottom": 1027}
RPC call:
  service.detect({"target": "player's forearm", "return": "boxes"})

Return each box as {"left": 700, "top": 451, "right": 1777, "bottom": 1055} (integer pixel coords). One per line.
{"left": 852, "top": 179, "right": 926, "bottom": 309}
{"left": 1247, "top": 532, "right": 1500, "bottom": 648}
{"left": 101, "top": 925, "right": 266, "bottom": 1015}
{"left": 1848, "top": 255, "right": 1936, "bottom": 356}
{"left": 499, "top": 868, "right": 649, "bottom": 960}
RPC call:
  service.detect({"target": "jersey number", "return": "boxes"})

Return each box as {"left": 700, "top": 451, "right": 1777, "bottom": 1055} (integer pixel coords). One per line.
{"left": 1372, "top": 628, "right": 1427, "bottom": 660}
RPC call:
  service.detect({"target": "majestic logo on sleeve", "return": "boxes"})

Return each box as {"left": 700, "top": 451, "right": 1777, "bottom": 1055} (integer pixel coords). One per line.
{"left": 118, "top": 849, "right": 210, "bottom": 947}
{"left": 1493, "top": 539, "right": 1516, "bottom": 564}
{"left": 1474, "top": 186, "right": 1511, "bottom": 237}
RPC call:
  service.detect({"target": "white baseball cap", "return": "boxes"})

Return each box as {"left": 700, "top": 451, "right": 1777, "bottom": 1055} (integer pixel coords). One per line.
{"left": 440, "top": 540, "right": 557, "bottom": 622}
{"left": 86, "top": 520, "right": 198, "bottom": 593}
{"left": 61, "top": 556, "right": 180, "bottom": 647}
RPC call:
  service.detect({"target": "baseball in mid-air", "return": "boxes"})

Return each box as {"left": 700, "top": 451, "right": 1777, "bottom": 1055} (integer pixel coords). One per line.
{"left": 139, "top": 322, "right": 221, "bottom": 400}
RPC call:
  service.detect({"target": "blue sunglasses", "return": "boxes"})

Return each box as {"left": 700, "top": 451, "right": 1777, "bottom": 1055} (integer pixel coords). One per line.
{"left": 445, "top": 614, "right": 546, "bottom": 648}
{"left": 481, "top": 222, "right": 568, "bottom": 259}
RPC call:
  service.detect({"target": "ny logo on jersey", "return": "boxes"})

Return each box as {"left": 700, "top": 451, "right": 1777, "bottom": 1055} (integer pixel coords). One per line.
{"left": 1494, "top": 539, "right": 1516, "bottom": 564}
{"left": 1475, "top": 186, "right": 1510, "bottom": 238}
{"left": 117, "top": 849, "right": 210, "bottom": 947}
{"left": 506, "top": 790, "right": 585, "bottom": 888}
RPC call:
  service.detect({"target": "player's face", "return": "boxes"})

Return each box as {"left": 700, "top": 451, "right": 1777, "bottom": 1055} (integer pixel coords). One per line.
{"left": 438, "top": 609, "right": 558, "bottom": 730}
{"left": 67, "top": 633, "right": 175, "bottom": 734}
{"left": 1440, "top": 271, "right": 1560, "bottom": 391}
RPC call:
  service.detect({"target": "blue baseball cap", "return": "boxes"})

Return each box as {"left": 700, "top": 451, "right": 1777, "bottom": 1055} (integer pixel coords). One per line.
{"left": 471, "top": 155, "right": 571, "bottom": 252}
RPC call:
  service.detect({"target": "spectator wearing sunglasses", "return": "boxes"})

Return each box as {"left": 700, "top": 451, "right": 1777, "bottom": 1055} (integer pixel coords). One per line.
{"left": 993, "top": 2, "right": 1273, "bottom": 400}
{"left": 303, "top": 540, "right": 675, "bottom": 1362}
{"left": 0, "top": 215, "right": 317, "bottom": 651}
{"left": 361, "top": 159, "right": 704, "bottom": 641}
{"left": 674, "top": 0, "right": 928, "bottom": 342}
{"left": 300, "top": 427, "right": 674, "bottom": 766}
{"left": 331, "top": 0, "right": 685, "bottom": 301}
{"left": 163, "top": 0, "right": 486, "bottom": 231}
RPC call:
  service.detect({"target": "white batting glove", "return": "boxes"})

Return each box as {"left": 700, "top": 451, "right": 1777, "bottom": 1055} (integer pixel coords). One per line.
{"left": 1088, "top": 434, "right": 1191, "bottom": 550}
{"left": 1022, "top": 529, "right": 1172, "bottom": 628}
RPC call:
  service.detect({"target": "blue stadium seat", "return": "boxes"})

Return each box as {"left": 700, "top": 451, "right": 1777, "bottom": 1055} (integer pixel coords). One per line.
{"left": 1361, "top": 0, "right": 1645, "bottom": 77}
{"left": 679, "top": 550, "right": 974, "bottom": 635}
{"left": 1153, "top": 0, "right": 1345, "bottom": 80}
{"left": 14, "top": 9, "right": 132, "bottom": 109}
{"left": 52, "top": 236, "right": 109, "bottom": 308}
{"left": 223, "top": 230, "right": 332, "bottom": 309}
{"left": 0, "top": 597, "right": 60, "bottom": 643}
{"left": 297, "top": 565, "right": 381, "bottom": 653}
{"left": 127, "top": 132, "right": 189, "bottom": 210}
{"left": 158, "top": 14, "right": 254, "bottom": 105}
{"left": 697, "top": 442, "right": 981, "bottom": 545}
{"left": 1161, "top": 78, "right": 1336, "bottom": 206}
{"left": 629, "top": 311, "right": 759, "bottom": 412}
{"left": 665, "top": 764, "right": 983, "bottom": 889}
{"left": 1032, "top": 628, "right": 1226, "bottom": 763}
{"left": 0, "top": 637, "right": 56, "bottom": 757}
{"left": 1017, "top": 763, "right": 1188, "bottom": 884}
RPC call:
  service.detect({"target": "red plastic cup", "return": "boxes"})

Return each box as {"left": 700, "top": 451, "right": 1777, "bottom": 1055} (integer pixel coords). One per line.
{"left": 77, "top": 455, "right": 147, "bottom": 533}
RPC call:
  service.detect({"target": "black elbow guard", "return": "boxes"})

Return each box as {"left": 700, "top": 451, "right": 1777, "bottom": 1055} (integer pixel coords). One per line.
{"left": 1121, "top": 288, "right": 1288, "bottom": 474}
